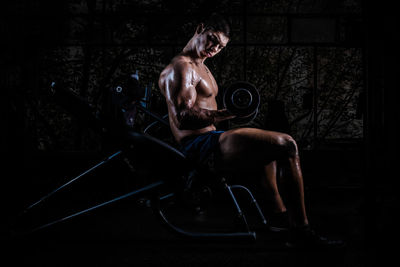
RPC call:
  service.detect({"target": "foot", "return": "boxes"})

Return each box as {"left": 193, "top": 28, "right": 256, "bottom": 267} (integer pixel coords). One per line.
{"left": 286, "top": 225, "right": 345, "bottom": 249}
{"left": 267, "top": 211, "right": 290, "bottom": 232}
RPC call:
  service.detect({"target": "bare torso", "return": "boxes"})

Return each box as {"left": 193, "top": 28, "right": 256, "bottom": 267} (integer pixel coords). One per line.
{"left": 158, "top": 54, "right": 219, "bottom": 143}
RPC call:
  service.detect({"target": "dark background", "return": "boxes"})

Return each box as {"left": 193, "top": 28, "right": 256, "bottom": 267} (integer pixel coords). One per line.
{"left": 1, "top": 0, "right": 399, "bottom": 266}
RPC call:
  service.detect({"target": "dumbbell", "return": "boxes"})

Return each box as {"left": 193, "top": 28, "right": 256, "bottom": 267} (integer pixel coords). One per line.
{"left": 223, "top": 81, "right": 260, "bottom": 124}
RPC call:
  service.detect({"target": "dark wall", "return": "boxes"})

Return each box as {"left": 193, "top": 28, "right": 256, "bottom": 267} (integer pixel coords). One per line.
{"left": 2, "top": 0, "right": 364, "bottom": 154}
{"left": 363, "top": 1, "right": 400, "bottom": 265}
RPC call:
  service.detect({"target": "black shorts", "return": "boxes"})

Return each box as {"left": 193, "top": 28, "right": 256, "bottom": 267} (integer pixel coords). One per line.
{"left": 180, "top": 130, "right": 224, "bottom": 169}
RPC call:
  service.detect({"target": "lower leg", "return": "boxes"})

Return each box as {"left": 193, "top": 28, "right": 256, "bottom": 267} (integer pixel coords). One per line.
{"left": 218, "top": 129, "right": 307, "bottom": 225}
{"left": 283, "top": 155, "right": 309, "bottom": 227}
{"left": 261, "top": 161, "right": 286, "bottom": 214}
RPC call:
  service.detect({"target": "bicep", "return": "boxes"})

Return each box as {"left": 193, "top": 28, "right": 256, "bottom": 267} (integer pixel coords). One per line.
{"left": 170, "top": 65, "right": 197, "bottom": 112}
{"left": 176, "top": 83, "right": 197, "bottom": 111}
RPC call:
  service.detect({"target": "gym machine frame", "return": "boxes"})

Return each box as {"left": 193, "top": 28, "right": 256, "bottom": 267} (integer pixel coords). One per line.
{"left": 20, "top": 79, "right": 266, "bottom": 241}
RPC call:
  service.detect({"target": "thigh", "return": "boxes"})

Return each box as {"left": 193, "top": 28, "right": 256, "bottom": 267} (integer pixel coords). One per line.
{"left": 218, "top": 127, "right": 291, "bottom": 170}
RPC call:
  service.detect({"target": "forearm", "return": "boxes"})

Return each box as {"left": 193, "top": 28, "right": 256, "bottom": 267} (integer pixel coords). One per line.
{"left": 177, "top": 107, "right": 215, "bottom": 130}
{"left": 177, "top": 107, "right": 233, "bottom": 130}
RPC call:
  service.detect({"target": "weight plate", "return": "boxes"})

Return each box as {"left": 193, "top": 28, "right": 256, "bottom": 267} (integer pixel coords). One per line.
{"left": 223, "top": 81, "right": 260, "bottom": 120}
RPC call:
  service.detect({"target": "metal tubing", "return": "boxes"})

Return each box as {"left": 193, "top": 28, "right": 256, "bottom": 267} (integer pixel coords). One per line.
{"left": 23, "top": 150, "right": 122, "bottom": 213}
{"left": 231, "top": 185, "right": 267, "bottom": 225}
{"left": 31, "top": 181, "right": 164, "bottom": 233}
{"left": 156, "top": 209, "right": 257, "bottom": 241}
{"left": 225, "top": 184, "right": 250, "bottom": 232}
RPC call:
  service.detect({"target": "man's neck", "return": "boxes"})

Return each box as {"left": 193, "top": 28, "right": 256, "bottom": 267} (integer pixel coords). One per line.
{"left": 182, "top": 38, "right": 207, "bottom": 64}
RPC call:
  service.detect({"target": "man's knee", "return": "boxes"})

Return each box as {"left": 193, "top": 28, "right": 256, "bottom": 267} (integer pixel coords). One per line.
{"left": 276, "top": 134, "right": 298, "bottom": 158}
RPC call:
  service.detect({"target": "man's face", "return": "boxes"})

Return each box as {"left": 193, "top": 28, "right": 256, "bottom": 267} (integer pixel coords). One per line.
{"left": 198, "top": 29, "right": 229, "bottom": 58}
